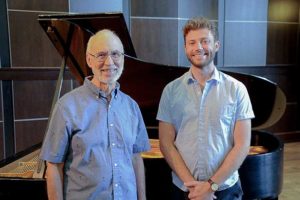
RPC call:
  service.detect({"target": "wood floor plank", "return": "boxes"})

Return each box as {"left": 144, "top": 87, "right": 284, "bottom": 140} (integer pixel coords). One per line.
{"left": 280, "top": 142, "right": 300, "bottom": 200}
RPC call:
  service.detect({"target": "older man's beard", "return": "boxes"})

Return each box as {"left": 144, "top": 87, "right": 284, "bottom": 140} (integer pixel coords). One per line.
{"left": 95, "top": 67, "right": 123, "bottom": 85}
{"left": 108, "top": 67, "right": 123, "bottom": 83}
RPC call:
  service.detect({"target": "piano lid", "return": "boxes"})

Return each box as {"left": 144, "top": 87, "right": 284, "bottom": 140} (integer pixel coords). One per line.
{"left": 38, "top": 13, "right": 286, "bottom": 130}
{"left": 38, "top": 12, "right": 136, "bottom": 85}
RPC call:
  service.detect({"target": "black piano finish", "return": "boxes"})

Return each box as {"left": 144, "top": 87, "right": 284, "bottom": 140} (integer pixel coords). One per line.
{"left": 0, "top": 178, "right": 46, "bottom": 199}
{"left": 239, "top": 131, "right": 284, "bottom": 200}
{"left": 0, "top": 13, "right": 285, "bottom": 200}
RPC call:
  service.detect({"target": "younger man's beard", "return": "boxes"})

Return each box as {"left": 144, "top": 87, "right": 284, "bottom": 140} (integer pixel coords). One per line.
{"left": 188, "top": 51, "right": 215, "bottom": 69}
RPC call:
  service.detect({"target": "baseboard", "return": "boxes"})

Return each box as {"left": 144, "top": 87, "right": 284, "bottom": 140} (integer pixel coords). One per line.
{"left": 274, "top": 131, "right": 300, "bottom": 143}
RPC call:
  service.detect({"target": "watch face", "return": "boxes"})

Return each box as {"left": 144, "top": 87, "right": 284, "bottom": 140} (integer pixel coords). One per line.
{"left": 211, "top": 183, "right": 219, "bottom": 191}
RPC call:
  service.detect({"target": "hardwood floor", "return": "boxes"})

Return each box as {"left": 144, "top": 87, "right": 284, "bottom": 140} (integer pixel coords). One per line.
{"left": 279, "top": 142, "right": 300, "bottom": 200}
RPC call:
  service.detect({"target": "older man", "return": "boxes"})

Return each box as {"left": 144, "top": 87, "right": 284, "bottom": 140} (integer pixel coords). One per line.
{"left": 40, "top": 29, "right": 150, "bottom": 200}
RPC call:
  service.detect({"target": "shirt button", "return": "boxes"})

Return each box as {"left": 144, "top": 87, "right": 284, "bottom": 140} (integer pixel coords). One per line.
{"left": 114, "top": 163, "right": 118, "bottom": 167}
{"left": 115, "top": 183, "right": 118, "bottom": 187}
{"left": 108, "top": 104, "right": 111, "bottom": 108}
{"left": 110, "top": 123, "right": 114, "bottom": 127}
{"left": 112, "top": 143, "right": 116, "bottom": 147}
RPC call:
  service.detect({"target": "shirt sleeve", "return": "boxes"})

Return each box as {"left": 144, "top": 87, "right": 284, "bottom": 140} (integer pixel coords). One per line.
{"left": 132, "top": 103, "right": 151, "bottom": 153}
{"left": 39, "top": 102, "right": 71, "bottom": 163}
{"left": 235, "top": 82, "right": 255, "bottom": 120}
{"left": 156, "top": 85, "right": 173, "bottom": 124}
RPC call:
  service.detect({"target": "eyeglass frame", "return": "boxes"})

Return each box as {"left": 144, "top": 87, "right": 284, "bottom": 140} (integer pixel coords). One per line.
{"left": 88, "top": 50, "right": 125, "bottom": 63}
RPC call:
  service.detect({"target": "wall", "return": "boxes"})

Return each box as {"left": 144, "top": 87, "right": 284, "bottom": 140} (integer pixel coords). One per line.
{"left": 1, "top": 0, "right": 300, "bottom": 160}
{"left": 223, "top": 0, "right": 300, "bottom": 140}
{"left": 0, "top": 0, "right": 70, "bottom": 159}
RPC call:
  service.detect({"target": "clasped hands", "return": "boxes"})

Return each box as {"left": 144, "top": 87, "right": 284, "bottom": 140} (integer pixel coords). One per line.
{"left": 184, "top": 181, "right": 217, "bottom": 200}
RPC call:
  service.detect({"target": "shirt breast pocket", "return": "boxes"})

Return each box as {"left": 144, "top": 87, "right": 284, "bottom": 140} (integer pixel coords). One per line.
{"left": 220, "top": 103, "right": 236, "bottom": 124}
{"left": 211, "top": 103, "right": 236, "bottom": 138}
{"left": 115, "top": 111, "right": 136, "bottom": 144}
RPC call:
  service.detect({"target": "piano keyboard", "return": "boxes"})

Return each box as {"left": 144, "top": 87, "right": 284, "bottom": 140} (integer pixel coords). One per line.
{"left": 0, "top": 155, "right": 39, "bottom": 178}
{"left": 0, "top": 151, "right": 40, "bottom": 178}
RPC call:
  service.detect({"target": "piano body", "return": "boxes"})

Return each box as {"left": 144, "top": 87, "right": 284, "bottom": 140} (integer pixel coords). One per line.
{"left": 0, "top": 13, "right": 286, "bottom": 200}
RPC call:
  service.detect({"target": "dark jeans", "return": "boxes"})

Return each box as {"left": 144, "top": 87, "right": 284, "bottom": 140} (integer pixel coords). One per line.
{"left": 172, "top": 180, "right": 243, "bottom": 200}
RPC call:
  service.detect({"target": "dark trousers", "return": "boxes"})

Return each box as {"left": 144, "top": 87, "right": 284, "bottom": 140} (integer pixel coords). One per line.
{"left": 172, "top": 180, "right": 243, "bottom": 200}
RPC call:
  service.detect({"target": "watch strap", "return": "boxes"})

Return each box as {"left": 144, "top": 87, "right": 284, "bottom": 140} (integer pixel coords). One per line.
{"left": 207, "top": 178, "right": 214, "bottom": 185}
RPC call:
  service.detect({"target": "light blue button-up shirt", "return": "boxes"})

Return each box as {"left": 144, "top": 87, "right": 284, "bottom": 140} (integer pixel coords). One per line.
{"left": 157, "top": 68, "right": 254, "bottom": 191}
{"left": 40, "top": 77, "right": 150, "bottom": 200}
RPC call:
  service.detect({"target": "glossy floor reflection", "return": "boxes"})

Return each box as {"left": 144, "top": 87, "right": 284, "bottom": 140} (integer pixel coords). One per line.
{"left": 280, "top": 142, "right": 300, "bottom": 200}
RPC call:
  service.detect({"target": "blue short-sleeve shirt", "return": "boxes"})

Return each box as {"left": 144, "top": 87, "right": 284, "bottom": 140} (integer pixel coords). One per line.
{"left": 157, "top": 68, "right": 255, "bottom": 191}
{"left": 40, "top": 77, "right": 150, "bottom": 200}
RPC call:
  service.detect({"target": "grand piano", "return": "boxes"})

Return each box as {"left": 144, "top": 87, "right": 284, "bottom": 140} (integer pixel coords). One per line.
{"left": 0, "top": 13, "right": 286, "bottom": 200}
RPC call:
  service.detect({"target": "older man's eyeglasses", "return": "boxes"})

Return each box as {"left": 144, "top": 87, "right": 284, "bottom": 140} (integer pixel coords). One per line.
{"left": 89, "top": 51, "right": 124, "bottom": 63}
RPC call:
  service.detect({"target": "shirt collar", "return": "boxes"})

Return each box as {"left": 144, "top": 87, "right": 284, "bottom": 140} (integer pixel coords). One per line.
{"left": 211, "top": 68, "right": 222, "bottom": 83}
{"left": 186, "top": 67, "right": 222, "bottom": 85}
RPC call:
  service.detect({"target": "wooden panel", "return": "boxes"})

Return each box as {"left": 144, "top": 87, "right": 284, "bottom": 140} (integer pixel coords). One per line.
{"left": 15, "top": 120, "right": 47, "bottom": 154}
{"left": 132, "top": 0, "right": 218, "bottom": 19}
{"left": 131, "top": 0, "right": 178, "bottom": 17}
{"left": 0, "top": 81, "right": 2, "bottom": 121}
{"left": 178, "top": 20, "right": 189, "bottom": 67}
{"left": 70, "top": 0, "right": 122, "bottom": 13}
{"left": 267, "top": 23, "right": 298, "bottom": 65}
{"left": 13, "top": 80, "right": 72, "bottom": 119}
{"left": 8, "top": 0, "right": 68, "bottom": 12}
{"left": 13, "top": 80, "right": 54, "bottom": 119}
{"left": 224, "top": 22, "right": 267, "bottom": 67}
{"left": 0, "top": 123, "right": 3, "bottom": 160}
{"left": 0, "top": 67, "right": 74, "bottom": 81}
{"left": 178, "top": 0, "right": 218, "bottom": 19}
{"left": 277, "top": 131, "right": 300, "bottom": 142}
{"left": 225, "top": 0, "right": 268, "bottom": 21}
{"left": 8, "top": 11, "right": 62, "bottom": 67}
{"left": 268, "top": 0, "right": 300, "bottom": 22}
{"left": 131, "top": 19, "right": 178, "bottom": 66}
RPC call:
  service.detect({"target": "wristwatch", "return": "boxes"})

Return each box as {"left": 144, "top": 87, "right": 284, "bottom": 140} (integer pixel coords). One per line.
{"left": 208, "top": 178, "right": 219, "bottom": 192}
